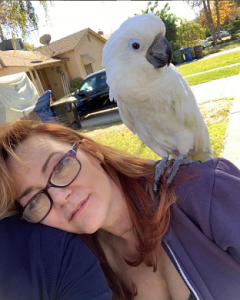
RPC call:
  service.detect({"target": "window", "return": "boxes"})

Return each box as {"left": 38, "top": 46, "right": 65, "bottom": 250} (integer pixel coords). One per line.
{"left": 99, "top": 72, "right": 108, "bottom": 88}
{"left": 85, "top": 63, "right": 93, "bottom": 75}
{"left": 80, "top": 76, "right": 97, "bottom": 93}
{"left": 87, "top": 34, "right": 91, "bottom": 42}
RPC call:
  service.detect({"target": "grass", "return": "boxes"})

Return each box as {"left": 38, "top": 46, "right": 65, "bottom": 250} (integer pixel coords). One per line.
{"left": 178, "top": 50, "right": 240, "bottom": 76}
{"left": 185, "top": 65, "right": 240, "bottom": 86}
{"left": 80, "top": 98, "right": 233, "bottom": 160}
{"left": 205, "top": 38, "right": 240, "bottom": 53}
{"left": 198, "top": 98, "right": 233, "bottom": 157}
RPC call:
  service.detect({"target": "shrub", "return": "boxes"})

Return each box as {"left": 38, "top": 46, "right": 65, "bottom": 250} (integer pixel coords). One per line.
{"left": 233, "top": 20, "right": 240, "bottom": 32}
{"left": 231, "top": 33, "right": 239, "bottom": 40}
{"left": 71, "top": 77, "right": 83, "bottom": 88}
{"left": 70, "top": 87, "right": 78, "bottom": 93}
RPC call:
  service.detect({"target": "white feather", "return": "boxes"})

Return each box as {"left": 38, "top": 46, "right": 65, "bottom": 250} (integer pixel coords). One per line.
{"left": 102, "top": 14, "right": 213, "bottom": 161}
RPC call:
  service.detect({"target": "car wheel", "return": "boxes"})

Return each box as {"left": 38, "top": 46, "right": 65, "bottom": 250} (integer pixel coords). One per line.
{"left": 71, "top": 121, "right": 79, "bottom": 130}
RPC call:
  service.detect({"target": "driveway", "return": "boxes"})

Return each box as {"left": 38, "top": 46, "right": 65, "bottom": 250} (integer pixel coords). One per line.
{"left": 80, "top": 107, "right": 121, "bottom": 128}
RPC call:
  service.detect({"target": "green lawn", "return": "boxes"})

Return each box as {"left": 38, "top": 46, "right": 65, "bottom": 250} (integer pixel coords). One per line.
{"left": 178, "top": 50, "right": 240, "bottom": 76}
{"left": 185, "top": 65, "right": 240, "bottom": 86}
{"left": 81, "top": 98, "right": 233, "bottom": 160}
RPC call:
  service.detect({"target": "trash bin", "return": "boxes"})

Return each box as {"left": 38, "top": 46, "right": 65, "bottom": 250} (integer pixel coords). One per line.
{"left": 173, "top": 49, "right": 184, "bottom": 65}
{"left": 182, "top": 47, "right": 194, "bottom": 62}
{"left": 193, "top": 45, "right": 203, "bottom": 59}
{"left": 50, "top": 98, "right": 82, "bottom": 130}
{"left": 33, "top": 90, "right": 58, "bottom": 123}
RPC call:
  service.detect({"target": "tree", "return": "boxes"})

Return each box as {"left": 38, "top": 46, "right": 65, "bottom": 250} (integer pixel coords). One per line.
{"left": 0, "top": 1, "right": 51, "bottom": 42}
{"left": 139, "top": 1, "right": 179, "bottom": 45}
{"left": 186, "top": 0, "right": 217, "bottom": 42}
{"left": 177, "top": 19, "right": 205, "bottom": 48}
{"left": 187, "top": 0, "right": 239, "bottom": 42}
{"left": 22, "top": 41, "right": 34, "bottom": 51}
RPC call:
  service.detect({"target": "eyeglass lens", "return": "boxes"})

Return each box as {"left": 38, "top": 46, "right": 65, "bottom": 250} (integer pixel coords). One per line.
{"left": 23, "top": 154, "right": 81, "bottom": 223}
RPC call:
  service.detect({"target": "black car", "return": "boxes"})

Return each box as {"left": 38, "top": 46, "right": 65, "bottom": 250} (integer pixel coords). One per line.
{"left": 74, "top": 69, "right": 117, "bottom": 117}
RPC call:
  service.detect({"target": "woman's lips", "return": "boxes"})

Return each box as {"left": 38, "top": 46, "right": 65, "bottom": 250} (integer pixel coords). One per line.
{"left": 69, "top": 195, "right": 89, "bottom": 221}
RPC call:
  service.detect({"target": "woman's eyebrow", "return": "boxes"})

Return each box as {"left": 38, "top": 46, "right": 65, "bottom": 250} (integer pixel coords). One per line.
{"left": 42, "top": 152, "right": 59, "bottom": 173}
{"left": 18, "top": 187, "right": 34, "bottom": 203}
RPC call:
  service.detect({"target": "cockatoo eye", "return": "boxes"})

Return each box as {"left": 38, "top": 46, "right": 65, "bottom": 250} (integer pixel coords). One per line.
{"left": 128, "top": 39, "right": 142, "bottom": 51}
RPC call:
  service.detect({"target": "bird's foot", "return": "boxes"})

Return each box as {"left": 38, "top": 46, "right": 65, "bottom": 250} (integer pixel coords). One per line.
{"left": 166, "top": 154, "right": 201, "bottom": 186}
{"left": 154, "top": 157, "right": 171, "bottom": 192}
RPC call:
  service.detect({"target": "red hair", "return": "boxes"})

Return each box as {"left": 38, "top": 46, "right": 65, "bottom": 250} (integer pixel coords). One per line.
{"left": 0, "top": 119, "right": 178, "bottom": 299}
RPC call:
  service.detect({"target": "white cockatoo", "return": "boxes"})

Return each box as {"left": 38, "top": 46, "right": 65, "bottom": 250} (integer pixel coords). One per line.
{"left": 102, "top": 14, "right": 213, "bottom": 186}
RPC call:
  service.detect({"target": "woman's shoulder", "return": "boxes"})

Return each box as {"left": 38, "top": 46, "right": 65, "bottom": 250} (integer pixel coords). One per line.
{"left": 172, "top": 157, "right": 240, "bottom": 237}
{"left": 174, "top": 157, "right": 239, "bottom": 196}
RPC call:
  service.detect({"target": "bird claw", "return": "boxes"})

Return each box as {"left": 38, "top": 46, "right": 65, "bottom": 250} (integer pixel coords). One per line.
{"left": 166, "top": 154, "right": 201, "bottom": 186}
{"left": 154, "top": 157, "right": 170, "bottom": 192}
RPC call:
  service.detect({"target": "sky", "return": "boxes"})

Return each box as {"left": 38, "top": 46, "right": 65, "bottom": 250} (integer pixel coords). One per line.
{"left": 28, "top": 1, "right": 199, "bottom": 47}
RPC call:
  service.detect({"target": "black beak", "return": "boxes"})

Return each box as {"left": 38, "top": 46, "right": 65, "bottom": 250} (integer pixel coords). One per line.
{"left": 146, "top": 33, "right": 173, "bottom": 68}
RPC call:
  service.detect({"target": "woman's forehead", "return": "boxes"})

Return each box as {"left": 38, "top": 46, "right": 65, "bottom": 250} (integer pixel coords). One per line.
{"left": 11, "top": 135, "right": 70, "bottom": 163}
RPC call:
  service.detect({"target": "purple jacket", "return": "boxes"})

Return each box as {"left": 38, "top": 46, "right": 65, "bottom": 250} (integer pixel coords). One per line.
{"left": 162, "top": 158, "right": 240, "bottom": 300}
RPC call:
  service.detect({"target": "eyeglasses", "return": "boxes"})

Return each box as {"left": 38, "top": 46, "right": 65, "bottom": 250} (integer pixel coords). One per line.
{"left": 19, "top": 142, "right": 81, "bottom": 224}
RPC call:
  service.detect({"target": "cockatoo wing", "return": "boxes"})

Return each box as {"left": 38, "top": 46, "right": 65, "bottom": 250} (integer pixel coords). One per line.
{"left": 118, "top": 100, "right": 172, "bottom": 157}
{"left": 168, "top": 65, "right": 212, "bottom": 158}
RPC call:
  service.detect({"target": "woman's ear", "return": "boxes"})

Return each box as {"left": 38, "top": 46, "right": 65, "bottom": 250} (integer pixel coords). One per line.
{"left": 80, "top": 139, "right": 104, "bottom": 162}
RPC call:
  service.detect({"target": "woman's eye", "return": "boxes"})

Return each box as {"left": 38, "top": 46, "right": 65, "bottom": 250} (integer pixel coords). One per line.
{"left": 29, "top": 194, "right": 42, "bottom": 210}
{"left": 55, "top": 158, "right": 68, "bottom": 174}
{"left": 128, "top": 39, "right": 142, "bottom": 51}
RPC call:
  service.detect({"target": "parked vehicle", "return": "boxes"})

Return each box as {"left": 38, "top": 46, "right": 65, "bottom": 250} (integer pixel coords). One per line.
{"left": 56, "top": 69, "right": 117, "bottom": 120}
{"left": 220, "top": 30, "right": 230, "bottom": 37}
{"left": 75, "top": 69, "right": 117, "bottom": 117}
{"left": 200, "top": 40, "right": 211, "bottom": 49}
{"left": 207, "top": 31, "right": 230, "bottom": 41}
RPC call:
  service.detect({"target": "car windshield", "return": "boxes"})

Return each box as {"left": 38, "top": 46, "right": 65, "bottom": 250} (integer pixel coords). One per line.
{"left": 79, "top": 76, "right": 97, "bottom": 92}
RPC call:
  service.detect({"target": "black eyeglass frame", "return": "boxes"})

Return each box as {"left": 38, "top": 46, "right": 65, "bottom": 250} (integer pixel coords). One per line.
{"left": 19, "top": 142, "right": 81, "bottom": 223}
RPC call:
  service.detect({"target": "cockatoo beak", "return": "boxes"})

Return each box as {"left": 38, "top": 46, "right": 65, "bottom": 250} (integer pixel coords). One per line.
{"left": 145, "top": 33, "right": 173, "bottom": 68}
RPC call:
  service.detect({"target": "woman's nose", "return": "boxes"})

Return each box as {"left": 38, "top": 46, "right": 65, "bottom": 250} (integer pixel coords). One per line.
{"left": 48, "top": 186, "right": 71, "bottom": 207}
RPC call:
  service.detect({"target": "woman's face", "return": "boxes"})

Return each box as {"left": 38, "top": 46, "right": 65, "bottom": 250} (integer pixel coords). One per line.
{"left": 7, "top": 135, "right": 120, "bottom": 234}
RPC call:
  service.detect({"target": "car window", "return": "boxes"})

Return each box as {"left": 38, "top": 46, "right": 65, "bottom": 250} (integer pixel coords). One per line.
{"left": 99, "top": 73, "right": 108, "bottom": 88}
{"left": 79, "top": 76, "right": 97, "bottom": 92}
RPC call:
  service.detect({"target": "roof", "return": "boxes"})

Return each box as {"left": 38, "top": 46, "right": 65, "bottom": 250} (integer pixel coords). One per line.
{"left": 34, "top": 28, "right": 106, "bottom": 58}
{"left": 102, "top": 33, "right": 112, "bottom": 40}
{"left": 0, "top": 50, "right": 62, "bottom": 68}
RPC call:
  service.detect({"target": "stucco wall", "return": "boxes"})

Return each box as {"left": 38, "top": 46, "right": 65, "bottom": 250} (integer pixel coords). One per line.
{"left": 0, "top": 66, "right": 29, "bottom": 77}
{"left": 58, "top": 31, "right": 106, "bottom": 84}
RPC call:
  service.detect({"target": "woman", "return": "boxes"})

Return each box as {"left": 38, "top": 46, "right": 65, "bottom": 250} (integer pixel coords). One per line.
{"left": 0, "top": 214, "right": 112, "bottom": 300}
{"left": 1, "top": 119, "right": 240, "bottom": 300}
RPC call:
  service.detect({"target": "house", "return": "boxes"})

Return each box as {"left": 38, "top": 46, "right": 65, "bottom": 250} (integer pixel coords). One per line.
{"left": 0, "top": 28, "right": 106, "bottom": 101}
{"left": 34, "top": 28, "right": 107, "bottom": 99}
{"left": 0, "top": 49, "right": 65, "bottom": 101}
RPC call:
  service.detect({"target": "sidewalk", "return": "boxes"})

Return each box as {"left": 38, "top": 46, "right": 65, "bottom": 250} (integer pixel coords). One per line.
{"left": 191, "top": 73, "right": 240, "bottom": 168}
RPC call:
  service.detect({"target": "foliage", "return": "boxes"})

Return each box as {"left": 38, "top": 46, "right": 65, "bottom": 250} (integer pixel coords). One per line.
{"left": 71, "top": 77, "right": 83, "bottom": 88}
{"left": 70, "top": 87, "right": 78, "bottom": 93}
{"left": 186, "top": 0, "right": 239, "bottom": 43}
{"left": 198, "top": 1, "right": 239, "bottom": 31}
{"left": 0, "top": 1, "right": 51, "bottom": 42}
{"left": 177, "top": 19, "right": 205, "bottom": 48}
{"left": 22, "top": 41, "right": 34, "bottom": 51}
{"left": 233, "top": 20, "right": 240, "bottom": 31}
{"left": 231, "top": 33, "right": 239, "bottom": 40}
{"left": 139, "top": 1, "right": 179, "bottom": 44}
